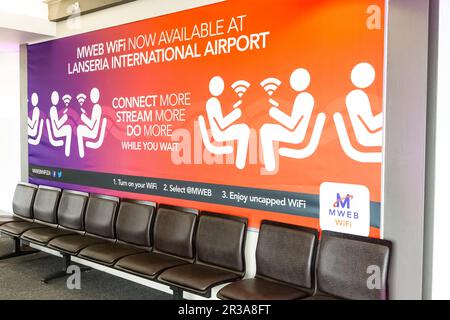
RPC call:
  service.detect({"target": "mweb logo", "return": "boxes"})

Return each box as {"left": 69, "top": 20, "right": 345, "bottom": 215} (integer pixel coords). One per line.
{"left": 334, "top": 193, "right": 353, "bottom": 209}
{"left": 320, "top": 183, "right": 370, "bottom": 236}
{"left": 330, "top": 193, "right": 359, "bottom": 228}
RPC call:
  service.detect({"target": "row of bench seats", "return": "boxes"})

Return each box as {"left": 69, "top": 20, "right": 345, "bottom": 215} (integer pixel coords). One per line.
{"left": 0, "top": 182, "right": 392, "bottom": 300}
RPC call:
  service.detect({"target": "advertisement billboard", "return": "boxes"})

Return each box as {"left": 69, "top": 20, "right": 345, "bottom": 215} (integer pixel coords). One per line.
{"left": 27, "top": 0, "right": 385, "bottom": 236}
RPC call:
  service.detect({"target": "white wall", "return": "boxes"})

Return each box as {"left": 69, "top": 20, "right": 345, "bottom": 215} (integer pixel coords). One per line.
{"left": 0, "top": 1, "right": 46, "bottom": 213}
{"left": 0, "top": 47, "right": 21, "bottom": 212}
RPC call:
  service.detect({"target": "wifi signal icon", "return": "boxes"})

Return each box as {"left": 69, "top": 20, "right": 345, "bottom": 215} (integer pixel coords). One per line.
{"left": 260, "top": 78, "right": 282, "bottom": 96}
{"left": 77, "top": 93, "right": 87, "bottom": 106}
{"left": 62, "top": 94, "right": 72, "bottom": 106}
{"left": 231, "top": 80, "right": 251, "bottom": 98}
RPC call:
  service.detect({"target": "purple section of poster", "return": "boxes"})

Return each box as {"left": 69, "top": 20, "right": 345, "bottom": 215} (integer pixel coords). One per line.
{"left": 28, "top": 34, "right": 104, "bottom": 172}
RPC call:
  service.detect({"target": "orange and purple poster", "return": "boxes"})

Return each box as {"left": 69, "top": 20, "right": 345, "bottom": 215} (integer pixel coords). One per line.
{"left": 27, "top": 0, "right": 385, "bottom": 237}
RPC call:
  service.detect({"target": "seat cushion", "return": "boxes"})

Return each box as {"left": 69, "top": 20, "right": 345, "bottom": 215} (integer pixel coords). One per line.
{"left": 48, "top": 234, "right": 106, "bottom": 254}
{"left": 0, "top": 221, "right": 47, "bottom": 236}
{"left": 21, "top": 227, "right": 75, "bottom": 244}
{"left": 0, "top": 214, "right": 25, "bottom": 226}
{"left": 218, "top": 278, "right": 309, "bottom": 300}
{"left": 302, "top": 294, "right": 341, "bottom": 300}
{"left": 78, "top": 243, "right": 145, "bottom": 266}
{"left": 115, "top": 252, "right": 189, "bottom": 279}
{"left": 159, "top": 263, "right": 241, "bottom": 294}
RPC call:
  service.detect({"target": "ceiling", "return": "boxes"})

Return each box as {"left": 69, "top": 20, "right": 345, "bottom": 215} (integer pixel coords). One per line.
{"left": 0, "top": 8, "right": 55, "bottom": 52}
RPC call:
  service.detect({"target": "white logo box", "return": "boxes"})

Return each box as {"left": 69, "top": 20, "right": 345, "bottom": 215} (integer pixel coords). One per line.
{"left": 319, "top": 182, "right": 370, "bottom": 237}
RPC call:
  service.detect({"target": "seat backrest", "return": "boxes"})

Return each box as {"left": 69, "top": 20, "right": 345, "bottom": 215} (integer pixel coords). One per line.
{"left": 12, "top": 182, "right": 38, "bottom": 219}
{"left": 255, "top": 221, "right": 318, "bottom": 292}
{"left": 195, "top": 212, "right": 247, "bottom": 274}
{"left": 316, "top": 231, "right": 392, "bottom": 300}
{"left": 115, "top": 200, "right": 156, "bottom": 247}
{"left": 84, "top": 194, "right": 119, "bottom": 239}
{"left": 57, "top": 190, "right": 89, "bottom": 231}
{"left": 153, "top": 205, "right": 198, "bottom": 260}
{"left": 33, "top": 186, "right": 61, "bottom": 225}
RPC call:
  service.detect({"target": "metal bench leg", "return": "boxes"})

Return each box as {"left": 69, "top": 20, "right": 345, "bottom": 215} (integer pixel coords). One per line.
{"left": 172, "top": 287, "right": 184, "bottom": 300}
{"left": 0, "top": 238, "right": 39, "bottom": 261}
{"left": 41, "top": 253, "right": 71, "bottom": 284}
{"left": 41, "top": 254, "right": 92, "bottom": 284}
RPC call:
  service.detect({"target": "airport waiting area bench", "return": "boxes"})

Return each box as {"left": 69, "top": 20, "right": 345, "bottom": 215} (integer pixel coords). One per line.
{"left": 0, "top": 182, "right": 392, "bottom": 300}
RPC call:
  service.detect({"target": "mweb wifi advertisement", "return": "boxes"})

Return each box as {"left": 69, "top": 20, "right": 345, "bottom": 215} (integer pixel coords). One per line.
{"left": 27, "top": 0, "right": 385, "bottom": 237}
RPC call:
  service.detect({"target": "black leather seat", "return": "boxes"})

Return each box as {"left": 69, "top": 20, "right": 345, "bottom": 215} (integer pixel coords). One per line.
{"left": 304, "top": 230, "right": 392, "bottom": 300}
{"left": 115, "top": 205, "right": 198, "bottom": 279}
{"left": 219, "top": 278, "right": 308, "bottom": 300}
{"left": 158, "top": 212, "right": 247, "bottom": 297}
{"left": 0, "top": 215, "right": 24, "bottom": 225}
{"left": 0, "top": 183, "right": 37, "bottom": 227}
{"left": 22, "top": 190, "right": 89, "bottom": 244}
{"left": 48, "top": 194, "right": 119, "bottom": 255}
{"left": 218, "top": 220, "right": 318, "bottom": 300}
{"left": 0, "top": 186, "right": 61, "bottom": 237}
{"left": 78, "top": 200, "right": 156, "bottom": 266}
